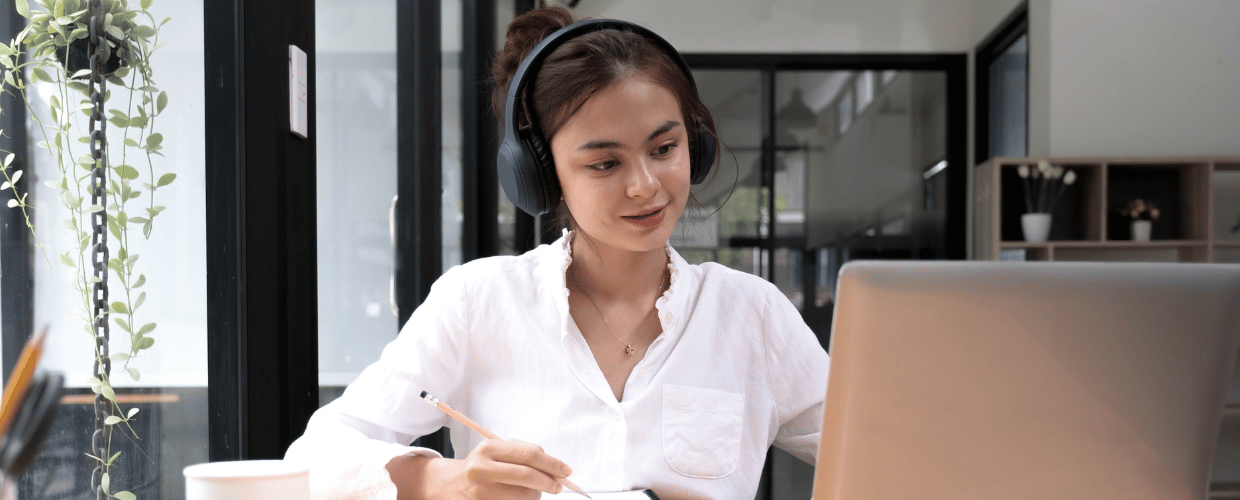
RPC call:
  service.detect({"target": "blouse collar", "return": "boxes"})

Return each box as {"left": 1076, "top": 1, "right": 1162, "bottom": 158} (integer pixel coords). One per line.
{"left": 548, "top": 229, "right": 688, "bottom": 340}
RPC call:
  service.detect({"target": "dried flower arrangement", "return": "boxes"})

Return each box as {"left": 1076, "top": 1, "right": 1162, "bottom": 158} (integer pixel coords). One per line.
{"left": 1017, "top": 160, "right": 1076, "bottom": 214}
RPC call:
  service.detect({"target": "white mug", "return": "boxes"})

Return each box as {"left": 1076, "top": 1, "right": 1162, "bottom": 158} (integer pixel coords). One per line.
{"left": 184, "top": 460, "right": 310, "bottom": 500}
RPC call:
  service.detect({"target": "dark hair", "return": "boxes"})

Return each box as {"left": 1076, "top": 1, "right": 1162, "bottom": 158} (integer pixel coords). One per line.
{"left": 491, "top": 5, "right": 718, "bottom": 232}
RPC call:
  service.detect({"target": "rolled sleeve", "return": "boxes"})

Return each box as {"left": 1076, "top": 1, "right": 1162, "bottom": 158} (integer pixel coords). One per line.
{"left": 285, "top": 266, "right": 472, "bottom": 500}
{"left": 762, "top": 285, "right": 831, "bottom": 465}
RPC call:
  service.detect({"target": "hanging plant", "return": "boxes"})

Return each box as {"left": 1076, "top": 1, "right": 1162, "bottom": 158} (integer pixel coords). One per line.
{"left": 0, "top": 0, "right": 170, "bottom": 499}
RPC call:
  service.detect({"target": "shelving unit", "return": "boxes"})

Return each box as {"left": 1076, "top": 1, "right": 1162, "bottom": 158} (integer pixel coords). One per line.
{"left": 974, "top": 156, "right": 1240, "bottom": 498}
{"left": 974, "top": 156, "right": 1240, "bottom": 263}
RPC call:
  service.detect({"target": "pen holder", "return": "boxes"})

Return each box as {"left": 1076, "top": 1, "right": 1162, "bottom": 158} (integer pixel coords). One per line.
{"left": 184, "top": 460, "right": 310, "bottom": 500}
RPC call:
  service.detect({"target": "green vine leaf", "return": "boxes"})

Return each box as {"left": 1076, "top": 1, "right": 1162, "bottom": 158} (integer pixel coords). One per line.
{"left": 156, "top": 91, "right": 167, "bottom": 113}
{"left": 126, "top": 367, "right": 139, "bottom": 381}
{"left": 59, "top": 252, "right": 75, "bottom": 268}
{"left": 31, "top": 66, "right": 51, "bottom": 84}
{"left": 157, "top": 173, "right": 175, "bottom": 187}
{"left": 127, "top": 408, "right": 139, "bottom": 418}
{"left": 110, "top": 352, "right": 131, "bottom": 362}
{"left": 104, "top": 415, "right": 122, "bottom": 425}
{"left": 114, "top": 492, "right": 136, "bottom": 500}
{"left": 131, "top": 25, "right": 155, "bottom": 39}
{"left": 100, "top": 384, "right": 115, "bottom": 401}
{"left": 140, "top": 0, "right": 152, "bottom": 9}
{"left": 137, "top": 322, "right": 154, "bottom": 335}
{"left": 101, "top": 471, "right": 110, "bottom": 494}
{"left": 15, "top": 0, "right": 29, "bottom": 19}
{"left": 115, "top": 164, "right": 139, "bottom": 180}
{"left": 111, "top": 301, "right": 130, "bottom": 315}
{"left": 136, "top": 337, "right": 154, "bottom": 350}
{"left": 132, "top": 274, "right": 145, "bottom": 288}
{"left": 134, "top": 292, "right": 146, "bottom": 311}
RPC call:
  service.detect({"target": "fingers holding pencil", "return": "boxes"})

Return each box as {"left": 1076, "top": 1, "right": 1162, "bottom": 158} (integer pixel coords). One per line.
{"left": 420, "top": 391, "right": 591, "bottom": 498}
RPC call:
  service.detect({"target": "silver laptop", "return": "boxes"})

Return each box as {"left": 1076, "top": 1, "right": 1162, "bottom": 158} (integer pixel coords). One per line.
{"left": 813, "top": 261, "right": 1240, "bottom": 500}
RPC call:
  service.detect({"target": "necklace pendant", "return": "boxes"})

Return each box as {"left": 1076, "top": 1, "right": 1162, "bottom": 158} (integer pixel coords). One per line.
{"left": 625, "top": 345, "right": 635, "bottom": 356}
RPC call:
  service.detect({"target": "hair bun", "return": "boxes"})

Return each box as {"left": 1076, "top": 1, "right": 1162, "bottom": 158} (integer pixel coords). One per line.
{"left": 491, "top": 5, "right": 577, "bottom": 120}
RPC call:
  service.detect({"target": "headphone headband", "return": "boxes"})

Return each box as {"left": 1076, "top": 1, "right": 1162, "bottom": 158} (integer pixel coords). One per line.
{"left": 502, "top": 19, "right": 698, "bottom": 149}
{"left": 497, "top": 18, "right": 715, "bottom": 217}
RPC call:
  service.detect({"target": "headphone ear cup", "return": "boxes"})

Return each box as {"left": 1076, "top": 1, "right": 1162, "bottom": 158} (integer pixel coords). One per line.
{"left": 520, "top": 125, "right": 560, "bottom": 213}
{"left": 691, "top": 122, "right": 716, "bottom": 185}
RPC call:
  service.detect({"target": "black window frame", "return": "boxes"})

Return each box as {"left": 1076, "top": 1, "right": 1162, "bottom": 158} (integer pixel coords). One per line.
{"left": 975, "top": 2, "right": 1030, "bottom": 163}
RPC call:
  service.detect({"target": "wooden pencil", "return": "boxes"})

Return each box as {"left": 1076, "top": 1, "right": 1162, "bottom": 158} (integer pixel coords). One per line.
{"left": 0, "top": 327, "right": 48, "bottom": 438}
{"left": 420, "top": 390, "right": 592, "bottom": 498}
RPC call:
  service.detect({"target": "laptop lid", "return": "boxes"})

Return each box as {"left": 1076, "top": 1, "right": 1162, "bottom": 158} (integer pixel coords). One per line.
{"left": 814, "top": 261, "right": 1240, "bottom": 500}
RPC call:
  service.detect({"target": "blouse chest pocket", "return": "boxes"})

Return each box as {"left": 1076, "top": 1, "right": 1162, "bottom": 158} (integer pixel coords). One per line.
{"left": 661, "top": 384, "right": 745, "bottom": 479}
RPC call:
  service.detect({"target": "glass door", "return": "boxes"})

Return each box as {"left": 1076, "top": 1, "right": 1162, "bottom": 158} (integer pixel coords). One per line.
{"left": 688, "top": 61, "right": 959, "bottom": 499}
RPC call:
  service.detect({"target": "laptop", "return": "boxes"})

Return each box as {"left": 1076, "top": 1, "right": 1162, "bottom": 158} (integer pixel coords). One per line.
{"left": 813, "top": 261, "right": 1240, "bottom": 500}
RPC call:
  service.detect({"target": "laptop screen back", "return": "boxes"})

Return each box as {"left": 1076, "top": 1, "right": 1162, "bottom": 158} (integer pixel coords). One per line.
{"left": 814, "top": 261, "right": 1240, "bottom": 500}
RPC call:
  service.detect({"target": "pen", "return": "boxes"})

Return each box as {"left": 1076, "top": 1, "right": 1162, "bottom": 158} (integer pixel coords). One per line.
{"left": 419, "top": 390, "right": 592, "bottom": 498}
{"left": 0, "top": 327, "right": 48, "bottom": 438}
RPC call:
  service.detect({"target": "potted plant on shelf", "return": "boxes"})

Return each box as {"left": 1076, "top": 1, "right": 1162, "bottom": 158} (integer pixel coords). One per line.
{"left": 1017, "top": 160, "right": 1077, "bottom": 243}
{"left": 1119, "top": 198, "right": 1160, "bottom": 242}
{"left": 0, "top": 0, "right": 170, "bottom": 498}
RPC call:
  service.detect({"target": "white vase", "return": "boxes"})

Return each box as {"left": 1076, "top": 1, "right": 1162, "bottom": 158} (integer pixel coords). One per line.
{"left": 1131, "top": 220, "right": 1152, "bottom": 242}
{"left": 1021, "top": 213, "right": 1052, "bottom": 243}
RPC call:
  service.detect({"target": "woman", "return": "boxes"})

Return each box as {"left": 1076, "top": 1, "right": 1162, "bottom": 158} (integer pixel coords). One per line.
{"left": 285, "top": 6, "right": 829, "bottom": 500}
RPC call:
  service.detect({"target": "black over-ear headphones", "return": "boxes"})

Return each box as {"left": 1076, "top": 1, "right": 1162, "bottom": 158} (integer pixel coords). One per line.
{"left": 496, "top": 19, "right": 717, "bottom": 217}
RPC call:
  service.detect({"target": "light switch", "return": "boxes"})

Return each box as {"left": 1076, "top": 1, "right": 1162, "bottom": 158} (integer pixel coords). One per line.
{"left": 289, "top": 44, "right": 308, "bottom": 139}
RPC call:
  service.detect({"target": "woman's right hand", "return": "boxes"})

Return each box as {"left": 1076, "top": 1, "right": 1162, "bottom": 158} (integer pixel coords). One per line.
{"left": 389, "top": 438, "right": 573, "bottom": 500}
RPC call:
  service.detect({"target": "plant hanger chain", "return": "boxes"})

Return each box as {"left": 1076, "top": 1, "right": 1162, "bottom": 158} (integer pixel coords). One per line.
{"left": 87, "top": 1, "right": 112, "bottom": 499}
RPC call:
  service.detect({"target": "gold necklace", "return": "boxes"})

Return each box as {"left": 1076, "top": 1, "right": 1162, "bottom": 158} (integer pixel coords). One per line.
{"left": 568, "top": 264, "right": 668, "bottom": 356}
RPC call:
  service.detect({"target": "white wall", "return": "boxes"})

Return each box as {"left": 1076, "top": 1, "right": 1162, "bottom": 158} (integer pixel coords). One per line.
{"left": 1028, "top": 0, "right": 1240, "bottom": 156}
{"left": 560, "top": 0, "right": 978, "bottom": 53}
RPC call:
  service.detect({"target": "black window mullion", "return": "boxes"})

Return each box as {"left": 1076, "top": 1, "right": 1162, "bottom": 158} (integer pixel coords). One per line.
{"left": 397, "top": 0, "right": 448, "bottom": 455}
{"left": 462, "top": 0, "right": 498, "bottom": 261}
{"left": 205, "top": 0, "right": 320, "bottom": 461}
{"left": 512, "top": 0, "right": 539, "bottom": 253}
{"left": 0, "top": 0, "right": 33, "bottom": 385}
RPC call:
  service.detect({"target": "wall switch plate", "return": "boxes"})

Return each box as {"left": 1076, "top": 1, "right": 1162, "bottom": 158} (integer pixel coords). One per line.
{"left": 289, "top": 44, "right": 308, "bottom": 139}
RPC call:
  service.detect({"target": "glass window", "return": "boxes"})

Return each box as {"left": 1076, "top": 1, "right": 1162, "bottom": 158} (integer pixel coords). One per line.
{"left": 315, "top": 0, "right": 400, "bottom": 399}
{"left": 315, "top": 0, "right": 464, "bottom": 403}
{"left": 680, "top": 70, "right": 767, "bottom": 279}
{"left": 837, "top": 89, "right": 854, "bottom": 136}
{"left": 988, "top": 33, "right": 1028, "bottom": 157}
{"left": 12, "top": 1, "right": 208, "bottom": 497}
{"left": 855, "top": 71, "right": 875, "bottom": 115}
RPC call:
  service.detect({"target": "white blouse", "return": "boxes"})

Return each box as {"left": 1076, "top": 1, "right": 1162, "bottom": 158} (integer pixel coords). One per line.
{"left": 284, "top": 232, "right": 830, "bottom": 500}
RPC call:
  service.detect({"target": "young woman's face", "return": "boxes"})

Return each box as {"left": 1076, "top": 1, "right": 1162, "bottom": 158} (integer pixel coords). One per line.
{"left": 550, "top": 75, "right": 691, "bottom": 254}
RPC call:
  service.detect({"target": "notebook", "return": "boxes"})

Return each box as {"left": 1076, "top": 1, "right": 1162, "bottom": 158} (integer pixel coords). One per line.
{"left": 542, "top": 489, "right": 659, "bottom": 499}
